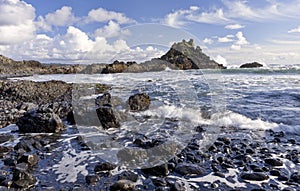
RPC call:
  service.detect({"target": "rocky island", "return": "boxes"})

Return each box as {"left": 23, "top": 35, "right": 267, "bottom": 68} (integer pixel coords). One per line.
{"left": 240, "top": 62, "right": 263, "bottom": 68}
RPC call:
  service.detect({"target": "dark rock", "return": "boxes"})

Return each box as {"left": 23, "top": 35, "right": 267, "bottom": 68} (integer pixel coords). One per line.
{"left": 264, "top": 158, "right": 283, "bottom": 166}
{"left": 269, "top": 169, "right": 280, "bottom": 176}
{"left": 95, "top": 92, "right": 111, "bottom": 107}
{"left": 169, "top": 180, "right": 186, "bottom": 191}
{"left": 96, "top": 105, "right": 120, "bottom": 129}
{"left": 16, "top": 107, "right": 65, "bottom": 133}
{"left": 151, "top": 177, "right": 167, "bottom": 187}
{"left": 240, "top": 62, "right": 263, "bottom": 68}
{"left": 0, "top": 134, "right": 14, "bottom": 144}
{"left": 66, "top": 111, "right": 75, "bottom": 125}
{"left": 94, "top": 162, "right": 117, "bottom": 172}
{"left": 110, "top": 180, "right": 135, "bottom": 191}
{"left": 174, "top": 163, "right": 205, "bottom": 176}
{"left": 101, "top": 60, "right": 132, "bottom": 74}
{"left": 118, "top": 171, "right": 138, "bottom": 182}
{"left": 12, "top": 169, "right": 37, "bottom": 189}
{"left": 3, "top": 157, "right": 16, "bottom": 166}
{"left": 142, "top": 164, "right": 169, "bottom": 176}
{"left": 17, "top": 154, "right": 39, "bottom": 166}
{"left": 240, "top": 172, "right": 269, "bottom": 181}
{"left": 290, "top": 172, "right": 300, "bottom": 184}
{"left": 128, "top": 93, "right": 150, "bottom": 111}
{"left": 85, "top": 175, "right": 100, "bottom": 184}
{"left": 161, "top": 39, "right": 225, "bottom": 69}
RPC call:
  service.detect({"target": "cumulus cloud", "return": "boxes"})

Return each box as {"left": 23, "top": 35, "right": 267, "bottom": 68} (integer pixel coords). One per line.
{"left": 94, "top": 20, "right": 130, "bottom": 38}
{"left": 235, "top": 31, "right": 249, "bottom": 45}
{"left": 0, "top": 0, "right": 36, "bottom": 44}
{"left": 186, "top": 9, "right": 231, "bottom": 24}
{"left": 1, "top": 25, "right": 163, "bottom": 63}
{"left": 218, "top": 35, "right": 234, "bottom": 43}
{"left": 87, "top": 7, "right": 135, "bottom": 24}
{"left": 225, "top": 24, "right": 245, "bottom": 30}
{"left": 214, "top": 55, "right": 228, "bottom": 66}
{"left": 288, "top": 26, "right": 300, "bottom": 33}
{"left": 203, "top": 38, "right": 214, "bottom": 44}
{"left": 36, "top": 6, "right": 78, "bottom": 31}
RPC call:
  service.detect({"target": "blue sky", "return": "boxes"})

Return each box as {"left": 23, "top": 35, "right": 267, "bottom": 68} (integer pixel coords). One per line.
{"left": 1, "top": 0, "right": 300, "bottom": 66}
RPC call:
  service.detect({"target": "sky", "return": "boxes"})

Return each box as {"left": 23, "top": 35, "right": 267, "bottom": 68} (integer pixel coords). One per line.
{"left": 1, "top": 0, "right": 300, "bottom": 67}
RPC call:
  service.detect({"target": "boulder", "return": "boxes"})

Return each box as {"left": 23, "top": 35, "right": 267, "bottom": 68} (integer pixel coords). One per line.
{"left": 240, "top": 62, "right": 263, "bottom": 68}
{"left": 240, "top": 172, "right": 269, "bottom": 181}
{"left": 96, "top": 105, "right": 120, "bottom": 129}
{"left": 128, "top": 93, "right": 150, "bottom": 111}
{"left": 16, "top": 107, "right": 65, "bottom": 133}
{"left": 110, "top": 180, "right": 135, "bottom": 191}
{"left": 174, "top": 163, "right": 206, "bottom": 176}
{"left": 12, "top": 169, "right": 37, "bottom": 189}
{"left": 94, "top": 162, "right": 117, "bottom": 172}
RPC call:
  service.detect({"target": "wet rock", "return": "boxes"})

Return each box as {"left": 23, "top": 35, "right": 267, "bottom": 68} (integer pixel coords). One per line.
{"left": 85, "top": 175, "right": 100, "bottom": 184}
{"left": 142, "top": 164, "right": 169, "bottom": 176}
{"left": 110, "top": 180, "right": 135, "bottom": 191}
{"left": 16, "top": 107, "right": 65, "bottom": 133}
{"left": 290, "top": 172, "right": 300, "bottom": 184}
{"left": 96, "top": 105, "right": 120, "bottom": 129}
{"left": 174, "top": 163, "right": 206, "bottom": 176}
{"left": 94, "top": 162, "right": 117, "bottom": 172}
{"left": 66, "top": 110, "right": 75, "bottom": 125}
{"left": 151, "top": 177, "right": 167, "bottom": 187}
{"left": 264, "top": 158, "right": 283, "bottom": 166}
{"left": 118, "top": 171, "right": 138, "bottom": 182}
{"left": 3, "top": 157, "right": 16, "bottom": 166}
{"left": 240, "top": 172, "right": 269, "bottom": 181}
{"left": 12, "top": 169, "right": 37, "bottom": 189}
{"left": 95, "top": 92, "right": 111, "bottom": 107}
{"left": 128, "top": 93, "right": 150, "bottom": 111}
{"left": 17, "top": 154, "right": 39, "bottom": 166}
{"left": 101, "top": 60, "right": 132, "bottom": 74}
{"left": 0, "top": 134, "right": 13, "bottom": 144}
{"left": 240, "top": 62, "right": 263, "bottom": 68}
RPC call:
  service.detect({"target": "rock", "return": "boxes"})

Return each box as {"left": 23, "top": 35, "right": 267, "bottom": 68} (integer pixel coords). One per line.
{"left": 118, "top": 171, "right": 138, "bottom": 182}
{"left": 94, "top": 162, "right": 117, "bottom": 172}
{"left": 110, "top": 180, "right": 135, "bottom": 191}
{"left": 17, "top": 154, "right": 39, "bottom": 166}
{"left": 95, "top": 93, "right": 111, "bottom": 107}
{"left": 16, "top": 107, "right": 65, "bottom": 133}
{"left": 85, "top": 175, "right": 100, "bottom": 184}
{"left": 174, "top": 163, "right": 206, "bottom": 176}
{"left": 264, "top": 158, "right": 283, "bottom": 166}
{"left": 128, "top": 93, "right": 150, "bottom": 111}
{"left": 101, "top": 60, "right": 133, "bottom": 74}
{"left": 161, "top": 39, "right": 225, "bottom": 69}
{"left": 12, "top": 169, "right": 37, "bottom": 189}
{"left": 240, "top": 62, "right": 263, "bottom": 68}
{"left": 240, "top": 172, "right": 269, "bottom": 181}
{"left": 290, "top": 172, "right": 300, "bottom": 184}
{"left": 142, "top": 164, "right": 169, "bottom": 176}
{"left": 0, "top": 134, "right": 13, "bottom": 144}
{"left": 96, "top": 105, "right": 120, "bottom": 129}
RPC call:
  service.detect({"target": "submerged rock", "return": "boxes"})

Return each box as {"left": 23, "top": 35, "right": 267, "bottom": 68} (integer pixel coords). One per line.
{"left": 16, "top": 107, "right": 65, "bottom": 133}
{"left": 128, "top": 93, "right": 150, "bottom": 111}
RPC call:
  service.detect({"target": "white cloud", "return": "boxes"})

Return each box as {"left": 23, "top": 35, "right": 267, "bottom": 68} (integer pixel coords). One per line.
{"left": 36, "top": 6, "right": 78, "bottom": 31}
{"left": 87, "top": 7, "right": 134, "bottom": 24}
{"left": 230, "top": 44, "right": 241, "bottom": 50}
{"left": 225, "top": 24, "right": 245, "bottom": 30}
{"left": 190, "top": 6, "right": 199, "bottom": 11}
{"left": 0, "top": 0, "right": 36, "bottom": 44}
{"left": 203, "top": 38, "right": 214, "bottom": 44}
{"left": 288, "top": 26, "right": 300, "bottom": 33}
{"left": 218, "top": 35, "right": 234, "bottom": 43}
{"left": 1, "top": 25, "right": 163, "bottom": 63}
{"left": 94, "top": 20, "right": 130, "bottom": 38}
{"left": 186, "top": 9, "right": 231, "bottom": 24}
{"left": 235, "top": 31, "right": 249, "bottom": 45}
{"left": 163, "top": 9, "right": 191, "bottom": 28}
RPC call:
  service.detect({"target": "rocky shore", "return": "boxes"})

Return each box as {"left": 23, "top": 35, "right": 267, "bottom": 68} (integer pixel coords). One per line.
{"left": 0, "top": 79, "right": 299, "bottom": 190}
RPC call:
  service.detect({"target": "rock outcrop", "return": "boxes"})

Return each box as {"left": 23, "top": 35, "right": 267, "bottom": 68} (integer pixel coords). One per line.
{"left": 240, "top": 62, "right": 263, "bottom": 68}
{"left": 16, "top": 107, "right": 65, "bottom": 133}
{"left": 161, "top": 39, "right": 226, "bottom": 69}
